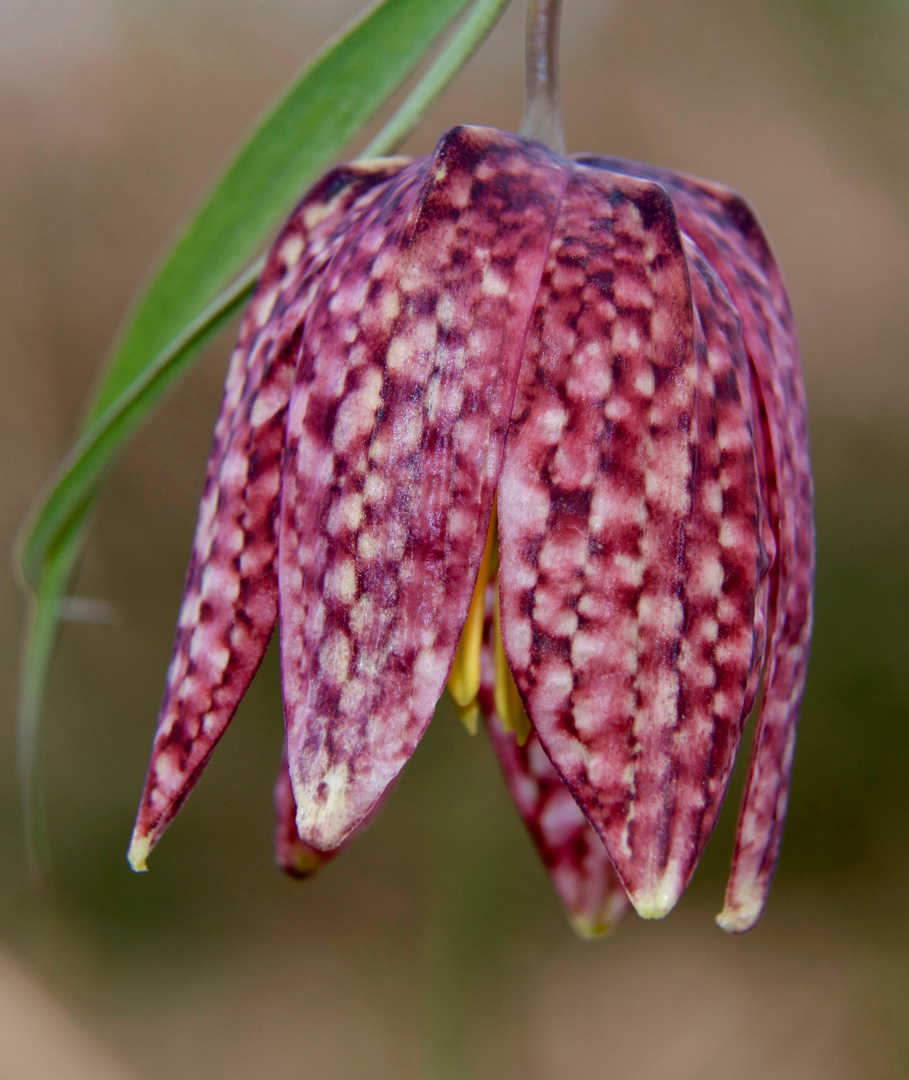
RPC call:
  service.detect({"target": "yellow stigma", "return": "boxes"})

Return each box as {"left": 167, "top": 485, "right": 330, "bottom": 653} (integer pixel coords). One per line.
{"left": 447, "top": 507, "right": 495, "bottom": 732}
{"left": 447, "top": 501, "right": 531, "bottom": 744}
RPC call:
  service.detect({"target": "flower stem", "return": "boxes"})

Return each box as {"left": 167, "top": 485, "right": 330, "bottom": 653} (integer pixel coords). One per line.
{"left": 519, "top": 0, "right": 566, "bottom": 154}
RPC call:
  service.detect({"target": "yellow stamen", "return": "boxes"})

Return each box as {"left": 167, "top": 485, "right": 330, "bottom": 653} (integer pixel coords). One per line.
{"left": 452, "top": 698, "right": 481, "bottom": 736}
{"left": 447, "top": 509, "right": 496, "bottom": 731}
{"left": 494, "top": 583, "right": 532, "bottom": 746}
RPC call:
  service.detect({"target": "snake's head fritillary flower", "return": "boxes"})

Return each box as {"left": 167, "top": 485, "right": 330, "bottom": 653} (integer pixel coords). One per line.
{"left": 127, "top": 124, "right": 813, "bottom": 935}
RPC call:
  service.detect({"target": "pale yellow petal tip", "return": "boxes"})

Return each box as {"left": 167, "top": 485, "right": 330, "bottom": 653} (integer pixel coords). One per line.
{"left": 569, "top": 913, "right": 618, "bottom": 940}
{"left": 284, "top": 849, "right": 327, "bottom": 879}
{"left": 295, "top": 784, "right": 357, "bottom": 852}
{"left": 628, "top": 879, "right": 682, "bottom": 921}
{"left": 127, "top": 835, "right": 151, "bottom": 874}
{"left": 715, "top": 898, "right": 762, "bottom": 935}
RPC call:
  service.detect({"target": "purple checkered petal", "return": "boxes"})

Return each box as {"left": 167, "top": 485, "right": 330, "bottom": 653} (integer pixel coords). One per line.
{"left": 128, "top": 159, "right": 413, "bottom": 869}
{"left": 579, "top": 155, "right": 813, "bottom": 930}
{"left": 497, "top": 161, "right": 767, "bottom": 917}
{"left": 278, "top": 127, "right": 568, "bottom": 850}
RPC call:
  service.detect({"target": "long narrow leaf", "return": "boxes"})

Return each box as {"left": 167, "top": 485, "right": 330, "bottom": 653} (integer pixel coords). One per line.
{"left": 18, "top": 520, "right": 88, "bottom": 880}
{"left": 362, "top": 0, "right": 515, "bottom": 156}
{"left": 18, "top": 260, "right": 262, "bottom": 589}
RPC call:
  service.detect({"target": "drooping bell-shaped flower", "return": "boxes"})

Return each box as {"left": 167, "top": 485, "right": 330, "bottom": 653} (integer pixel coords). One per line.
{"left": 127, "top": 115, "right": 813, "bottom": 934}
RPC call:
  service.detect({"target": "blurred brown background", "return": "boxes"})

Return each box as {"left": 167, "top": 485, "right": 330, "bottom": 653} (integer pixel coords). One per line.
{"left": 2, "top": 0, "right": 909, "bottom": 1076}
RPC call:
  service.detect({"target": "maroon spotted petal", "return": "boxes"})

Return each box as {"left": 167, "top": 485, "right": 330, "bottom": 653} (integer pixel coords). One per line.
{"left": 278, "top": 126, "right": 570, "bottom": 851}
{"left": 497, "top": 161, "right": 766, "bottom": 918}
{"left": 128, "top": 158, "right": 413, "bottom": 869}
{"left": 479, "top": 585, "right": 630, "bottom": 936}
{"left": 580, "top": 156, "right": 814, "bottom": 931}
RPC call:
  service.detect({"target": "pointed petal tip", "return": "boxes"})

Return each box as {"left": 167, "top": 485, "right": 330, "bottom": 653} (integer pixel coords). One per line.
{"left": 568, "top": 912, "right": 620, "bottom": 940}
{"left": 127, "top": 834, "right": 151, "bottom": 874}
{"left": 627, "top": 873, "right": 685, "bottom": 921}
{"left": 278, "top": 847, "right": 328, "bottom": 881}
{"left": 715, "top": 888, "right": 765, "bottom": 934}
{"left": 715, "top": 906, "right": 758, "bottom": 935}
{"left": 294, "top": 790, "right": 361, "bottom": 853}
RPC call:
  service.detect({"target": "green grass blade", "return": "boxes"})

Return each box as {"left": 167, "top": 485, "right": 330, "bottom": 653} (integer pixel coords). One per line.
{"left": 87, "top": 0, "right": 474, "bottom": 420}
{"left": 362, "top": 0, "right": 514, "bottom": 157}
{"left": 20, "top": 0, "right": 480, "bottom": 595}
{"left": 17, "top": 260, "right": 262, "bottom": 590}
